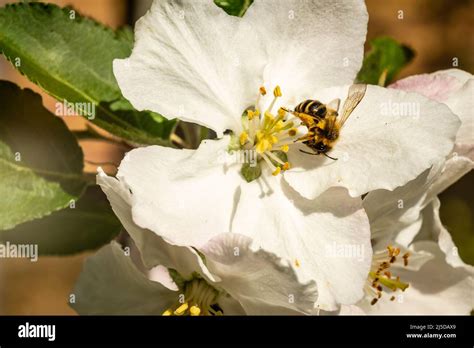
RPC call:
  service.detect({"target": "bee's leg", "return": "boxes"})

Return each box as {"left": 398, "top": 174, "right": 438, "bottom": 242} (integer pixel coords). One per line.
{"left": 294, "top": 132, "right": 314, "bottom": 143}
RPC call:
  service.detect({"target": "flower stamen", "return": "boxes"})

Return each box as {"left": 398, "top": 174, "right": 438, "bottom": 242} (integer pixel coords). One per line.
{"left": 365, "top": 245, "right": 410, "bottom": 306}
{"left": 162, "top": 278, "right": 221, "bottom": 316}
{"left": 238, "top": 85, "right": 301, "bottom": 179}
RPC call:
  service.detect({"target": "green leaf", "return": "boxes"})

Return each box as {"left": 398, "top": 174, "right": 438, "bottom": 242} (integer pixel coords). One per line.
{"left": 0, "top": 80, "right": 86, "bottom": 230}
{"left": 0, "top": 3, "right": 175, "bottom": 145}
{"left": 0, "top": 186, "right": 121, "bottom": 255}
{"left": 356, "top": 37, "right": 415, "bottom": 86}
{"left": 214, "top": 0, "right": 253, "bottom": 17}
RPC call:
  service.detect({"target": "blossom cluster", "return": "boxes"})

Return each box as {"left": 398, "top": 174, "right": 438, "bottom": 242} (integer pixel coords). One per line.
{"left": 72, "top": 0, "right": 473, "bottom": 315}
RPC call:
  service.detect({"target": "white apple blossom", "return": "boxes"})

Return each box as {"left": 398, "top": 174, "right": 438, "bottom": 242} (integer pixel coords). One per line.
{"left": 349, "top": 199, "right": 474, "bottom": 315}
{"left": 364, "top": 69, "right": 473, "bottom": 248}
{"left": 71, "top": 170, "right": 318, "bottom": 315}
{"left": 103, "top": 0, "right": 461, "bottom": 311}
{"left": 356, "top": 69, "right": 474, "bottom": 314}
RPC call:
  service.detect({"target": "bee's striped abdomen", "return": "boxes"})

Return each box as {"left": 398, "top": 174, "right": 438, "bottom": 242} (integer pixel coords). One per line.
{"left": 295, "top": 100, "right": 326, "bottom": 118}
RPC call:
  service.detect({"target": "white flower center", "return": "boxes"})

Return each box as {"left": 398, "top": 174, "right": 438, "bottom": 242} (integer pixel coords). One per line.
{"left": 238, "top": 85, "right": 301, "bottom": 177}
{"left": 365, "top": 245, "right": 410, "bottom": 305}
{"left": 162, "top": 278, "right": 222, "bottom": 316}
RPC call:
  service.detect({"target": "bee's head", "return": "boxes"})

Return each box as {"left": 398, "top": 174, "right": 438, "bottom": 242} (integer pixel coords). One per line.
{"left": 315, "top": 141, "right": 330, "bottom": 153}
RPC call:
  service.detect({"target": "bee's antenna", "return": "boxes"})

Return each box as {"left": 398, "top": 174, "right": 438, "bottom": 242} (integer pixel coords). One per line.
{"left": 299, "top": 149, "right": 338, "bottom": 161}
{"left": 322, "top": 153, "right": 338, "bottom": 161}
{"left": 281, "top": 107, "right": 296, "bottom": 115}
{"left": 299, "top": 149, "right": 317, "bottom": 155}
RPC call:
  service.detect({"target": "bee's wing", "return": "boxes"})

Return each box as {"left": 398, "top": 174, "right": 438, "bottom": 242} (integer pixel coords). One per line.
{"left": 337, "top": 84, "right": 367, "bottom": 128}
{"left": 327, "top": 98, "right": 341, "bottom": 113}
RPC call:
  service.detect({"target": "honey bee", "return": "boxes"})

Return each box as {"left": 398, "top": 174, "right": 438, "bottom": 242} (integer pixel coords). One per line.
{"left": 285, "top": 84, "right": 367, "bottom": 160}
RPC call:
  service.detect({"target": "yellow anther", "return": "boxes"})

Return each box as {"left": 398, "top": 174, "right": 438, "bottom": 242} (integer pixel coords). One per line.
{"left": 273, "top": 85, "right": 282, "bottom": 97}
{"left": 247, "top": 109, "right": 260, "bottom": 120}
{"left": 280, "top": 144, "right": 289, "bottom": 153}
{"left": 239, "top": 132, "right": 248, "bottom": 145}
{"left": 272, "top": 167, "right": 281, "bottom": 176}
{"left": 282, "top": 162, "right": 290, "bottom": 171}
{"left": 288, "top": 128, "right": 298, "bottom": 137}
{"left": 274, "top": 120, "right": 285, "bottom": 131}
{"left": 174, "top": 302, "right": 189, "bottom": 316}
{"left": 278, "top": 107, "right": 286, "bottom": 117}
{"left": 162, "top": 309, "right": 173, "bottom": 316}
{"left": 264, "top": 111, "right": 274, "bottom": 124}
{"left": 259, "top": 86, "right": 267, "bottom": 96}
{"left": 295, "top": 259, "right": 300, "bottom": 268}
{"left": 190, "top": 305, "right": 201, "bottom": 316}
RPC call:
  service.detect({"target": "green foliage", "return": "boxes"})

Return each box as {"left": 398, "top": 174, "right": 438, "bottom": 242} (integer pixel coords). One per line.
{"left": 0, "top": 2, "right": 175, "bottom": 145}
{"left": 0, "top": 81, "right": 86, "bottom": 230}
{"left": 0, "top": 186, "right": 121, "bottom": 255}
{"left": 357, "top": 37, "right": 415, "bottom": 86}
{"left": 214, "top": 0, "right": 253, "bottom": 17}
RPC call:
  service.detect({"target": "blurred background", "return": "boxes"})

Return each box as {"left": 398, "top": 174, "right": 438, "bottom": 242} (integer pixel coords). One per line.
{"left": 0, "top": 0, "right": 472, "bottom": 314}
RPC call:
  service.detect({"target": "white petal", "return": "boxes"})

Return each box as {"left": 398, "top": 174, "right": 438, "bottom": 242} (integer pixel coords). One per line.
{"left": 71, "top": 242, "right": 177, "bottom": 315}
{"left": 427, "top": 146, "right": 474, "bottom": 197}
{"left": 434, "top": 68, "right": 473, "bottom": 84}
{"left": 339, "top": 304, "right": 366, "bottom": 315}
{"left": 116, "top": 137, "right": 241, "bottom": 248}
{"left": 445, "top": 79, "right": 474, "bottom": 146}
{"left": 231, "top": 177, "right": 371, "bottom": 311}
{"left": 359, "top": 241, "right": 473, "bottom": 315}
{"left": 245, "top": 0, "right": 368, "bottom": 103}
{"left": 285, "top": 85, "right": 461, "bottom": 199}
{"left": 149, "top": 265, "right": 179, "bottom": 291}
{"left": 200, "top": 233, "right": 317, "bottom": 315}
{"left": 217, "top": 294, "right": 246, "bottom": 315}
{"left": 364, "top": 145, "right": 473, "bottom": 247}
{"left": 363, "top": 168, "right": 432, "bottom": 247}
{"left": 97, "top": 168, "right": 214, "bottom": 281}
{"left": 114, "top": 0, "right": 266, "bottom": 136}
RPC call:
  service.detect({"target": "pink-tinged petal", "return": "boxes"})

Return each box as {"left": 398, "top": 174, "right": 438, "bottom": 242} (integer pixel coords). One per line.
{"left": 391, "top": 69, "right": 473, "bottom": 146}
{"left": 390, "top": 73, "right": 462, "bottom": 102}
